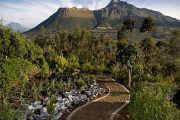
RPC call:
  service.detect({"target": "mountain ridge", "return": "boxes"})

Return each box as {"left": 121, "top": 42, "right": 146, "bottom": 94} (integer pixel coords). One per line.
{"left": 7, "top": 22, "right": 29, "bottom": 33}
{"left": 25, "top": 0, "right": 180, "bottom": 35}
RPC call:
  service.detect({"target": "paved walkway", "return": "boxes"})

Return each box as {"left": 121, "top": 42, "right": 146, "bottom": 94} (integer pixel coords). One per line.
{"left": 67, "top": 78, "right": 130, "bottom": 120}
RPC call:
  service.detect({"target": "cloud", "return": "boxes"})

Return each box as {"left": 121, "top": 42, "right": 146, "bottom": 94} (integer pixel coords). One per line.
{"left": 0, "top": 0, "right": 180, "bottom": 28}
{"left": 0, "top": 0, "right": 60, "bottom": 28}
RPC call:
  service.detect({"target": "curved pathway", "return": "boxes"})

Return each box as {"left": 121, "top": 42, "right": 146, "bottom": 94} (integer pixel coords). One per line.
{"left": 66, "top": 78, "right": 130, "bottom": 120}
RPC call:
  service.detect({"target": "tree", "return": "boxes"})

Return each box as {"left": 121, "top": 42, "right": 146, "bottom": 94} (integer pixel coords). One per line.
{"left": 169, "top": 30, "right": 180, "bottom": 59}
{"left": 116, "top": 44, "right": 137, "bottom": 88}
{"left": 123, "top": 18, "right": 136, "bottom": 41}
{"left": 117, "top": 26, "right": 128, "bottom": 41}
{"left": 123, "top": 18, "right": 136, "bottom": 32}
{"left": 37, "top": 56, "right": 49, "bottom": 78}
{"left": 141, "top": 36, "right": 156, "bottom": 73}
{"left": 35, "top": 26, "right": 49, "bottom": 53}
{"left": 140, "top": 17, "right": 156, "bottom": 35}
{"left": 140, "top": 17, "right": 157, "bottom": 73}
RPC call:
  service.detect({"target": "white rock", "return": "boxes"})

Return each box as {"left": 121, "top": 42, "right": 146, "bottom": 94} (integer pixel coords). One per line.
{"left": 41, "top": 107, "right": 49, "bottom": 117}
{"left": 72, "top": 96, "right": 80, "bottom": 104}
{"left": 55, "top": 102, "right": 65, "bottom": 111}
{"left": 80, "top": 95, "right": 88, "bottom": 101}
{"left": 57, "top": 96, "right": 63, "bottom": 102}
{"left": 51, "top": 112, "right": 63, "bottom": 120}
{"left": 32, "top": 101, "right": 42, "bottom": 109}
{"left": 28, "top": 105, "right": 35, "bottom": 111}
{"left": 64, "top": 92, "right": 71, "bottom": 98}
{"left": 43, "top": 97, "right": 50, "bottom": 105}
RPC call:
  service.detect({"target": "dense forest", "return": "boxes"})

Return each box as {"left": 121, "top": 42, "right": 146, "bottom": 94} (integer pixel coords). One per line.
{"left": 0, "top": 17, "right": 179, "bottom": 119}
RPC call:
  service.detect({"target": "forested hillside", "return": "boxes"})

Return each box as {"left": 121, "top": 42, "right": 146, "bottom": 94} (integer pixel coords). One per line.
{"left": 0, "top": 16, "right": 180, "bottom": 119}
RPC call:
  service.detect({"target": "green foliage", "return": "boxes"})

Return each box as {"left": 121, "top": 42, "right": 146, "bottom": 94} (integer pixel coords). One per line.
{"left": 0, "top": 100, "right": 23, "bottom": 120}
{"left": 140, "top": 17, "right": 156, "bottom": 33}
{"left": 130, "top": 82, "right": 179, "bottom": 120}
{"left": 37, "top": 56, "right": 49, "bottom": 78}
{"left": 67, "top": 55, "right": 80, "bottom": 71}
{"left": 0, "top": 26, "right": 42, "bottom": 60}
{"left": 81, "top": 63, "right": 94, "bottom": 73}
{"left": 47, "top": 95, "right": 56, "bottom": 115}
{"left": 94, "top": 64, "right": 106, "bottom": 73}
{"left": 55, "top": 55, "right": 69, "bottom": 74}
{"left": 0, "top": 58, "right": 38, "bottom": 93}
{"left": 117, "top": 26, "right": 128, "bottom": 41}
{"left": 80, "top": 75, "right": 91, "bottom": 85}
{"left": 169, "top": 30, "right": 180, "bottom": 59}
{"left": 74, "top": 79, "right": 86, "bottom": 89}
{"left": 123, "top": 18, "right": 136, "bottom": 32}
{"left": 132, "top": 64, "right": 144, "bottom": 81}
{"left": 111, "top": 64, "right": 127, "bottom": 83}
{"left": 40, "top": 28, "right": 116, "bottom": 66}
{"left": 141, "top": 36, "right": 156, "bottom": 71}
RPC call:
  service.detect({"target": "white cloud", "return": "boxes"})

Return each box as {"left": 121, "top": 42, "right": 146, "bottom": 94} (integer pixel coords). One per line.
{"left": 0, "top": 0, "right": 60, "bottom": 28}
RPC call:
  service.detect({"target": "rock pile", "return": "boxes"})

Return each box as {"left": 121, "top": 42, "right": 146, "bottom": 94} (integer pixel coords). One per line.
{"left": 21, "top": 81, "right": 106, "bottom": 120}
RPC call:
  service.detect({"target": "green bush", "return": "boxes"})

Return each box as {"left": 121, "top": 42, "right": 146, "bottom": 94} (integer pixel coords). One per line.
{"left": 74, "top": 79, "right": 86, "bottom": 89}
{"left": 132, "top": 64, "right": 144, "bottom": 81}
{"left": 37, "top": 56, "right": 49, "bottom": 78}
{"left": 0, "top": 58, "right": 38, "bottom": 93}
{"left": 154, "top": 74, "right": 163, "bottom": 82}
{"left": 111, "top": 64, "right": 126, "bottom": 83}
{"left": 129, "top": 82, "right": 179, "bottom": 120}
{"left": 94, "top": 64, "right": 106, "bottom": 73}
{"left": 0, "top": 100, "right": 23, "bottom": 120}
{"left": 67, "top": 55, "right": 80, "bottom": 70}
{"left": 142, "top": 73, "right": 153, "bottom": 82}
{"left": 80, "top": 75, "right": 91, "bottom": 85}
{"left": 81, "top": 63, "right": 94, "bottom": 73}
{"left": 55, "top": 55, "right": 69, "bottom": 74}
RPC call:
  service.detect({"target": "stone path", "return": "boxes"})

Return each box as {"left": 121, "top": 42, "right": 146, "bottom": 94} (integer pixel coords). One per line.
{"left": 67, "top": 78, "right": 130, "bottom": 120}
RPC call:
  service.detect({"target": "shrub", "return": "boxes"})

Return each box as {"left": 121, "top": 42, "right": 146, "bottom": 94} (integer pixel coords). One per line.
{"left": 80, "top": 75, "right": 91, "bottom": 85}
{"left": 0, "top": 58, "right": 38, "bottom": 93}
{"left": 142, "top": 73, "right": 153, "bottom": 82}
{"left": 94, "top": 64, "right": 106, "bottom": 73}
{"left": 74, "top": 79, "right": 86, "bottom": 89}
{"left": 129, "top": 82, "right": 179, "bottom": 120}
{"left": 81, "top": 63, "right": 94, "bottom": 73}
{"left": 67, "top": 55, "right": 80, "bottom": 70}
{"left": 0, "top": 100, "right": 23, "bottom": 120}
{"left": 37, "top": 56, "right": 49, "bottom": 78}
{"left": 154, "top": 74, "right": 163, "bottom": 82}
{"left": 132, "top": 64, "right": 144, "bottom": 81}
{"left": 111, "top": 64, "right": 126, "bottom": 83}
{"left": 55, "top": 55, "right": 69, "bottom": 73}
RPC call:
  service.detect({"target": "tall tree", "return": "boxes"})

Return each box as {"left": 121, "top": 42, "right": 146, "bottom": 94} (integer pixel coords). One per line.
{"left": 141, "top": 36, "right": 156, "bottom": 72}
{"left": 169, "top": 30, "right": 180, "bottom": 59}
{"left": 123, "top": 18, "right": 136, "bottom": 32}
{"left": 117, "top": 26, "right": 128, "bottom": 41}
{"left": 116, "top": 44, "right": 137, "bottom": 88}
{"left": 140, "top": 17, "right": 157, "bottom": 73}
{"left": 35, "top": 26, "right": 49, "bottom": 53}
{"left": 140, "top": 17, "right": 156, "bottom": 36}
{"left": 123, "top": 18, "right": 136, "bottom": 42}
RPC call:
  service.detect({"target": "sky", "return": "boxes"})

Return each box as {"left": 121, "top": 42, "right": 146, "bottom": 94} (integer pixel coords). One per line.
{"left": 0, "top": 0, "right": 180, "bottom": 28}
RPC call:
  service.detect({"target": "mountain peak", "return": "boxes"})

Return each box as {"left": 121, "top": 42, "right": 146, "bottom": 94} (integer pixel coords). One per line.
{"left": 7, "top": 22, "right": 29, "bottom": 33}
{"left": 25, "top": 0, "right": 180, "bottom": 36}
{"left": 111, "top": 0, "right": 120, "bottom": 3}
{"left": 106, "top": 0, "right": 126, "bottom": 8}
